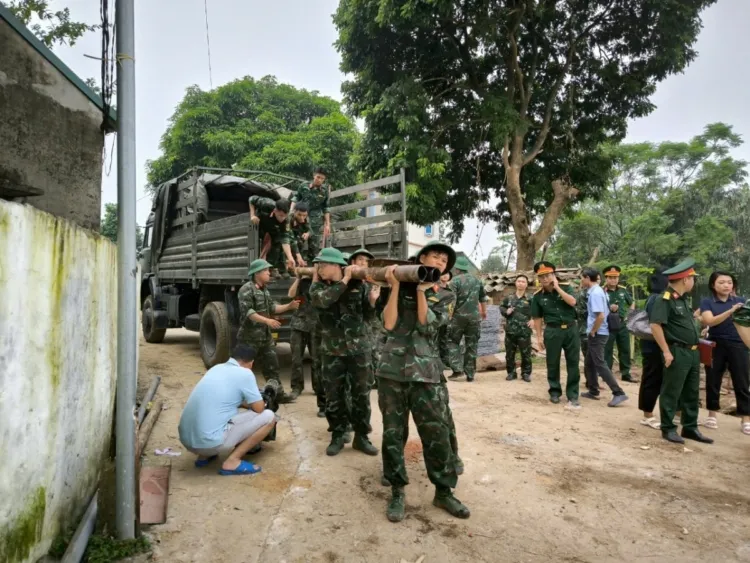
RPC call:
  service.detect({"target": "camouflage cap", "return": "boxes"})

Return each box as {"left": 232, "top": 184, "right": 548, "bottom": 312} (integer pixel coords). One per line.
{"left": 416, "top": 240, "right": 456, "bottom": 273}
{"left": 248, "top": 259, "right": 273, "bottom": 277}
{"left": 313, "top": 247, "right": 348, "bottom": 266}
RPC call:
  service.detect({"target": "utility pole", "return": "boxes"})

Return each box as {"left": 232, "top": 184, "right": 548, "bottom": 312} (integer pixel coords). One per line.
{"left": 115, "top": 0, "right": 138, "bottom": 540}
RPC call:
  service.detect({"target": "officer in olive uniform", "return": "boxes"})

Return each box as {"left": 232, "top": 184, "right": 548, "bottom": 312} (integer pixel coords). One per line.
{"left": 500, "top": 274, "right": 533, "bottom": 382}
{"left": 603, "top": 265, "right": 637, "bottom": 382}
{"left": 237, "top": 259, "right": 300, "bottom": 401}
{"left": 288, "top": 274, "right": 323, "bottom": 406}
{"left": 530, "top": 261, "right": 581, "bottom": 405}
{"left": 649, "top": 259, "right": 714, "bottom": 445}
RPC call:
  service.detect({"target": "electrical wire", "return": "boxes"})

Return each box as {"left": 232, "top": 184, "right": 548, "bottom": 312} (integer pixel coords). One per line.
{"left": 203, "top": 0, "right": 213, "bottom": 89}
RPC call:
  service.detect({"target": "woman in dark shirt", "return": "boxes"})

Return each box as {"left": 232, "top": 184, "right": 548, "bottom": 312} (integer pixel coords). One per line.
{"left": 639, "top": 270, "right": 669, "bottom": 429}
{"left": 699, "top": 271, "right": 750, "bottom": 434}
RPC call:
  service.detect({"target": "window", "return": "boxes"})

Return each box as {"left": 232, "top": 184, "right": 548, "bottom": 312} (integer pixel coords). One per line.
{"left": 425, "top": 224, "right": 434, "bottom": 237}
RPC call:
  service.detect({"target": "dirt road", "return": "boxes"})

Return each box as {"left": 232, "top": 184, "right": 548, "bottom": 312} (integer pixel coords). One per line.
{"left": 138, "top": 330, "right": 750, "bottom": 563}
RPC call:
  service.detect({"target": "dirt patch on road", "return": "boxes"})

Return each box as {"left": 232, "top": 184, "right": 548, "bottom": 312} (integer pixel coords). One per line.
{"left": 137, "top": 330, "right": 750, "bottom": 562}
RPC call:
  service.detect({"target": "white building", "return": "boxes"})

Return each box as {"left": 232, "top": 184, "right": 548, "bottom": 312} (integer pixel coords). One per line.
{"left": 359, "top": 190, "right": 439, "bottom": 254}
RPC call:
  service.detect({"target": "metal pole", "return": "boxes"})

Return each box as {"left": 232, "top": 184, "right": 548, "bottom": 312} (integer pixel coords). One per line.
{"left": 115, "top": 0, "right": 138, "bottom": 540}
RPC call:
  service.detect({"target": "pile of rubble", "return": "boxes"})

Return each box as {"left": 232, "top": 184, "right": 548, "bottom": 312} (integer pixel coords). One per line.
{"left": 481, "top": 267, "right": 582, "bottom": 302}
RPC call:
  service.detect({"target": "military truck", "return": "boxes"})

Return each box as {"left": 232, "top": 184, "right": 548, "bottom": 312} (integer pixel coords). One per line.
{"left": 138, "top": 166, "right": 409, "bottom": 368}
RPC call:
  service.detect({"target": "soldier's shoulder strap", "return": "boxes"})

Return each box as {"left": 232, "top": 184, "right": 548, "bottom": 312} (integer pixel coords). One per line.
{"left": 559, "top": 282, "right": 570, "bottom": 286}
{"left": 662, "top": 291, "right": 671, "bottom": 301}
{"left": 618, "top": 285, "right": 628, "bottom": 290}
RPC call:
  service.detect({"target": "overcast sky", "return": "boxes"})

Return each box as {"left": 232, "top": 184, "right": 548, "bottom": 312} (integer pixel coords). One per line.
{"left": 52, "top": 0, "right": 750, "bottom": 263}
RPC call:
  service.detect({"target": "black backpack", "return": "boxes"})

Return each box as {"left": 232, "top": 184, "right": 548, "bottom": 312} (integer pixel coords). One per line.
{"left": 605, "top": 292, "right": 622, "bottom": 332}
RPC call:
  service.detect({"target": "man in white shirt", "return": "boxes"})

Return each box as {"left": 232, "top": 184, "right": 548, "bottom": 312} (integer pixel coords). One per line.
{"left": 178, "top": 344, "right": 277, "bottom": 475}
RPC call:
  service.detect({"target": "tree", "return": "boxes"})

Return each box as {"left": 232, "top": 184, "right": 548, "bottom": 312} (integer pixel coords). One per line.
{"left": 334, "top": 0, "right": 716, "bottom": 269}
{"left": 146, "top": 76, "right": 360, "bottom": 192}
{"left": 548, "top": 123, "right": 748, "bottom": 277}
{"left": 481, "top": 234, "right": 517, "bottom": 273}
{"left": 5, "top": 0, "right": 99, "bottom": 47}
{"left": 101, "top": 203, "right": 144, "bottom": 248}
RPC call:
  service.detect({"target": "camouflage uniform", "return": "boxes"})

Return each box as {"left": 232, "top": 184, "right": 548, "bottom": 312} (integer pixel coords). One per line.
{"left": 500, "top": 293, "right": 533, "bottom": 380}
{"left": 292, "top": 183, "right": 329, "bottom": 257}
{"left": 434, "top": 286, "right": 461, "bottom": 466}
{"left": 237, "top": 280, "right": 282, "bottom": 388}
{"left": 310, "top": 278, "right": 373, "bottom": 438}
{"left": 437, "top": 286, "right": 455, "bottom": 370}
{"left": 248, "top": 195, "right": 292, "bottom": 271}
{"left": 289, "top": 218, "right": 313, "bottom": 264}
{"left": 378, "top": 286, "right": 457, "bottom": 490}
{"left": 366, "top": 284, "right": 384, "bottom": 389}
{"left": 447, "top": 272, "right": 488, "bottom": 381}
{"left": 290, "top": 278, "right": 324, "bottom": 409}
{"left": 605, "top": 285, "right": 634, "bottom": 380}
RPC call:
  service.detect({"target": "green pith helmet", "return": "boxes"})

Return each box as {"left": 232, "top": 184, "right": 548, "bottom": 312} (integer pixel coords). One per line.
{"left": 453, "top": 255, "right": 471, "bottom": 273}
{"left": 248, "top": 259, "right": 273, "bottom": 277}
{"left": 313, "top": 247, "right": 348, "bottom": 266}
{"left": 349, "top": 248, "right": 374, "bottom": 264}
{"left": 416, "top": 240, "right": 456, "bottom": 273}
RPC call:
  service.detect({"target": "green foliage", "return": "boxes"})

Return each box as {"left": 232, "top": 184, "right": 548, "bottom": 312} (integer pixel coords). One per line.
{"left": 548, "top": 123, "right": 749, "bottom": 284}
{"left": 48, "top": 529, "right": 150, "bottom": 563}
{"left": 5, "top": 0, "right": 99, "bottom": 47}
{"left": 481, "top": 234, "right": 516, "bottom": 273}
{"left": 101, "top": 203, "right": 144, "bottom": 248}
{"left": 146, "top": 76, "right": 359, "bottom": 193}
{"left": 334, "top": 0, "right": 716, "bottom": 247}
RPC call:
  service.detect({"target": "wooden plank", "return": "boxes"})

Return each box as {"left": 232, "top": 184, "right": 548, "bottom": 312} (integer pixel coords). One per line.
{"left": 197, "top": 236, "right": 249, "bottom": 253}
{"left": 195, "top": 247, "right": 251, "bottom": 260}
{"left": 139, "top": 465, "right": 171, "bottom": 525}
{"left": 195, "top": 268, "right": 249, "bottom": 280}
{"left": 331, "top": 212, "right": 402, "bottom": 230}
{"left": 328, "top": 193, "right": 402, "bottom": 213}
{"left": 194, "top": 257, "right": 249, "bottom": 268}
{"left": 329, "top": 174, "right": 402, "bottom": 200}
{"left": 174, "top": 197, "right": 196, "bottom": 210}
{"left": 171, "top": 214, "right": 196, "bottom": 228}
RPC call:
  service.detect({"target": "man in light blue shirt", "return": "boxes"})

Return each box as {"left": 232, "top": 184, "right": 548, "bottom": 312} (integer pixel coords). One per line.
{"left": 579, "top": 268, "right": 628, "bottom": 407}
{"left": 179, "top": 345, "right": 277, "bottom": 475}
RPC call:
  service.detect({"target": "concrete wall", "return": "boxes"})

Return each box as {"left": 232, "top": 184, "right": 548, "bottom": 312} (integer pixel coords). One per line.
{"left": 0, "top": 201, "right": 118, "bottom": 563}
{"left": 0, "top": 19, "right": 105, "bottom": 230}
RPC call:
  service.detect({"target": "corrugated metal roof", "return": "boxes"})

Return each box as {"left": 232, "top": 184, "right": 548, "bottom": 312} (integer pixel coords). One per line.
{"left": 0, "top": 2, "right": 117, "bottom": 131}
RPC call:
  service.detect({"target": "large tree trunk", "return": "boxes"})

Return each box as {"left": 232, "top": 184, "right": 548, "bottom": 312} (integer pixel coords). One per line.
{"left": 505, "top": 169, "right": 579, "bottom": 270}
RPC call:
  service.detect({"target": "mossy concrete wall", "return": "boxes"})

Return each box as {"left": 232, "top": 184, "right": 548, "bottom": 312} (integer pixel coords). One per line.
{"left": 0, "top": 201, "right": 118, "bottom": 563}
{"left": 0, "top": 18, "right": 104, "bottom": 230}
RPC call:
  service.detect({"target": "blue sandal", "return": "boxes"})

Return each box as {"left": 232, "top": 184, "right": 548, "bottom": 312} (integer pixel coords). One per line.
{"left": 218, "top": 461, "right": 262, "bottom": 476}
{"left": 194, "top": 455, "right": 218, "bottom": 468}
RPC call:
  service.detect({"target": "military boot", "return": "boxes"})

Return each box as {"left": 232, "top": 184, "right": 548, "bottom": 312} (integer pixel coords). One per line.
{"left": 387, "top": 487, "right": 406, "bottom": 522}
{"left": 352, "top": 434, "right": 378, "bottom": 456}
{"left": 433, "top": 489, "right": 471, "bottom": 519}
{"left": 506, "top": 372, "right": 517, "bottom": 381}
{"left": 381, "top": 475, "right": 391, "bottom": 487}
{"left": 326, "top": 435, "right": 346, "bottom": 456}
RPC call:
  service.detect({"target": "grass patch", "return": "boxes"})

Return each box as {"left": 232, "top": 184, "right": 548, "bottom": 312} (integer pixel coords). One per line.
{"left": 49, "top": 530, "right": 150, "bottom": 562}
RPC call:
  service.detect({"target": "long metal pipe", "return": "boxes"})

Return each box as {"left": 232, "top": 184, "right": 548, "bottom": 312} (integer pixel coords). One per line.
{"left": 136, "top": 375, "right": 161, "bottom": 425}
{"left": 115, "top": 0, "right": 138, "bottom": 540}
{"left": 293, "top": 265, "right": 440, "bottom": 284}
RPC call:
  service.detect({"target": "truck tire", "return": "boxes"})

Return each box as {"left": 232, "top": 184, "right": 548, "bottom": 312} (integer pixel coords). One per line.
{"left": 200, "top": 301, "right": 232, "bottom": 368}
{"left": 142, "top": 295, "right": 167, "bottom": 343}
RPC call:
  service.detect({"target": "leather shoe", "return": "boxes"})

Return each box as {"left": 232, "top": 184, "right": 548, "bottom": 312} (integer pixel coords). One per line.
{"left": 681, "top": 428, "right": 714, "bottom": 444}
{"left": 506, "top": 374, "right": 517, "bottom": 381}
{"left": 661, "top": 430, "right": 685, "bottom": 444}
{"left": 522, "top": 374, "right": 531, "bottom": 382}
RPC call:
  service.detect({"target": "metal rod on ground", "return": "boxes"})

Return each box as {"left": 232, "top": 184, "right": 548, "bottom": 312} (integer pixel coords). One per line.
{"left": 137, "top": 376, "right": 162, "bottom": 425}
{"left": 137, "top": 400, "right": 164, "bottom": 459}
{"left": 115, "top": 0, "right": 138, "bottom": 540}
{"left": 293, "top": 265, "right": 440, "bottom": 283}
{"left": 61, "top": 491, "right": 98, "bottom": 563}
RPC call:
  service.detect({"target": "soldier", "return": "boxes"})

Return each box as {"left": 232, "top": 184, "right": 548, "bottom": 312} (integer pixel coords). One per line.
{"left": 447, "top": 256, "right": 488, "bottom": 382}
{"left": 289, "top": 201, "right": 312, "bottom": 265}
{"left": 530, "top": 261, "right": 581, "bottom": 407}
{"left": 576, "top": 282, "right": 589, "bottom": 360}
{"left": 501, "top": 275, "right": 534, "bottom": 382}
{"left": 438, "top": 270, "right": 454, "bottom": 371}
{"left": 378, "top": 240, "right": 470, "bottom": 522}
{"left": 649, "top": 259, "right": 713, "bottom": 444}
{"left": 291, "top": 167, "right": 331, "bottom": 259}
{"left": 287, "top": 274, "right": 322, "bottom": 406}
{"left": 248, "top": 196, "right": 303, "bottom": 276}
{"left": 237, "top": 259, "right": 300, "bottom": 401}
{"left": 348, "top": 249, "right": 381, "bottom": 388}
{"left": 310, "top": 248, "right": 379, "bottom": 457}
{"left": 603, "top": 265, "right": 637, "bottom": 382}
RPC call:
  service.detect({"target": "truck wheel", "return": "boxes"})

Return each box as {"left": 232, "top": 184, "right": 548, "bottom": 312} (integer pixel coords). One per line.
{"left": 142, "top": 295, "right": 166, "bottom": 343}
{"left": 200, "top": 302, "right": 231, "bottom": 368}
